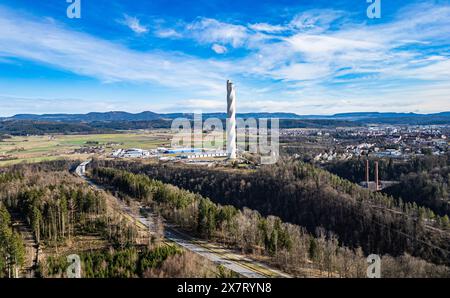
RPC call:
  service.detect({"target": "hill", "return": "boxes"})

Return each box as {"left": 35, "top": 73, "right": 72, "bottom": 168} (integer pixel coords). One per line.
{"left": 2, "top": 111, "right": 450, "bottom": 124}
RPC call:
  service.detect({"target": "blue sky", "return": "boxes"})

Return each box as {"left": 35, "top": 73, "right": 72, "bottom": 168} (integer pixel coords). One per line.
{"left": 0, "top": 0, "right": 449, "bottom": 116}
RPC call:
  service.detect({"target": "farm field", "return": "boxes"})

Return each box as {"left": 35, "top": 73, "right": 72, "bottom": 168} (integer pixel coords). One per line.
{"left": 0, "top": 131, "right": 172, "bottom": 166}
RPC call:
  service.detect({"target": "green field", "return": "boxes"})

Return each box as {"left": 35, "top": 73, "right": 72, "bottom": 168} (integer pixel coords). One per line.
{"left": 0, "top": 130, "right": 258, "bottom": 167}
{"left": 0, "top": 131, "right": 172, "bottom": 167}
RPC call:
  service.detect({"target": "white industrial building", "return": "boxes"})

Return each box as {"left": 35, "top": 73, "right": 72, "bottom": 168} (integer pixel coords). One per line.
{"left": 112, "top": 148, "right": 152, "bottom": 158}
{"left": 182, "top": 152, "right": 228, "bottom": 159}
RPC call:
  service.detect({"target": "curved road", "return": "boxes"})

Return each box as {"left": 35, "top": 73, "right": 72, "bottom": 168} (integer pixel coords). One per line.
{"left": 75, "top": 161, "right": 290, "bottom": 278}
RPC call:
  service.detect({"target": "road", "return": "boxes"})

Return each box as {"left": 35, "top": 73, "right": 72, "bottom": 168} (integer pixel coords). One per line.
{"left": 11, "top": 213, "right": 38, "bottom": 278}
{"left": 75, "top": 161, "right": 290, "bottom": 278}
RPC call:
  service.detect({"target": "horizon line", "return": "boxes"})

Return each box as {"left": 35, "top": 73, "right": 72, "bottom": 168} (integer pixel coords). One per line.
{"left": 1, "top": 110, "right": 450, "bottom": 118}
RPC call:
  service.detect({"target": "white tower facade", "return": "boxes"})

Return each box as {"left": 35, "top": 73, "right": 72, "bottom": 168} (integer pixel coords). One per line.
{"left": 226, "top": 80, "right": 237, "bottom": 159}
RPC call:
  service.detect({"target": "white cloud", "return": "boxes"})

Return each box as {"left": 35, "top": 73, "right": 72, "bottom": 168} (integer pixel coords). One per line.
{"left": 211, "top": 44, "right": 227, "bottom": 54}
{"left": 234, "top": 3, "right": 450, "bottom": 89}
{"left": 0, "top": 94, "right": 181, "bottom": 116}
{"left": 248, "top": 23, "right": 286, "bottom": 33}
{"left": 186, "top": 18, "right": 249, "bottom": 48}
{"left": 289, "top": 9, "right": 344, "bottom": 32}
{"left": 120, "top": 15, "right": 148, "bottom": 34}
{"left": 165, "top": 99, "right": 225, "bottom": 112}
{"left": 271, "top": 63, "right": 331, "bottom": 81}
{"left": 0, "top": 7, "right": 225, "bottom": 93}
{"left": 286, "top": 34, "right": 381, "bottom": 56}
{"left": 155, "top": 28, "right": 181, "bottom": 38}
{"left": 0, "top": 95, "right": 122, "bottom": 116}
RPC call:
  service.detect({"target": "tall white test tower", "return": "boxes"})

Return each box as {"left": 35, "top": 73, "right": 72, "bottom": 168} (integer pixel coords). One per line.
{"left": 226, "top": 80, "right": 237, "bottom": 159}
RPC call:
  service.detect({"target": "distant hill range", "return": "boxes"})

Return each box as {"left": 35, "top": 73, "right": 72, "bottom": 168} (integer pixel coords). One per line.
{"left": 1, "top": 111, "right": 450, "bottom": 125}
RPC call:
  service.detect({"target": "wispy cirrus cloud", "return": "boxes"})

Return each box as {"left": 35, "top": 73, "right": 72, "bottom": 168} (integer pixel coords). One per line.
{"left": 289, "top": 9, "right": 345, "bottom": 32}
{"left": 248, "top": 23, "right": 286, "bottom": 33}
{"left": 211, "top": 44, "right": 227, "bottom": 54}
{"left": 119, "top": 14, "right": 149, "bottom": 34}
{"left": 0, "top": 95, "right": 122, "bottom": 116}
{"left": 0, "top": 7, "right": 227, "bottom": 95}
{"left": 155, "top": 28, "right": 181, "bottom": 38}
{"left": 186, "top": 18, "right": 249, "bottom": 48}
{"left": 0, "top": 94, "right": 178, "bottom": 116}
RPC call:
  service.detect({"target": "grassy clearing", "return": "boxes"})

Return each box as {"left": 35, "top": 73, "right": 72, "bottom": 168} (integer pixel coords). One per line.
{"left": 0, "top": 130, "right": 254, "bottom": 167}
{"left": 0, "top": 131, "right": 171, "bottom": 167}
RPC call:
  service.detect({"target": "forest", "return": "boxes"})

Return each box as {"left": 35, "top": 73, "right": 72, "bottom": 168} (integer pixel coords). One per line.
{"left": 43, "top": 245, "right": 225, "bottom": 278}
{"left": 325, "top": 154, "right": 450, "bottom": 217}
{"left": 91, "top": 158, "right": 450, "bottom": 268}
{"left": 2, "top": 158, "right": 450, "bottom": 277}
{"left": 0, "top": 161, "right": 239, "bottom": 278}
{"left": 0, "top": 203, "right": 25, "bottom": 278}
{"left": 1, "top": 167, "right": 107, "bottom": 246}
{"left": 325, "top": 153, "right": 448, "bottom": 183}
{"left": 89, "top": 165, "right": 450, "bottom": 277}
{"left": 0, "top": 121, "right": 107, "bottom": 135}
{"left": 0, "top": 119, "right": 358, "bottom": 136}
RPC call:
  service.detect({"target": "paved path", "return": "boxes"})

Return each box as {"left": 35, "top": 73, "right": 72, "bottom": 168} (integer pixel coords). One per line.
{"left": 11, "top": 213, "right": 38, "bottom": 278}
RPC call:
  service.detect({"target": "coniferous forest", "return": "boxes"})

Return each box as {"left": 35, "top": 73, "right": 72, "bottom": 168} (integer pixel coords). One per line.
{"left": 88, "top": 160, "right": 450, "bottom": 277}
{"left": 326, "top": 154, "right": 450, "bottom": 217}
{"left": 0, "top": 161, "right": 231, "bottom": 278}
{"left": 1, "top": 157, "right": 450, "bottom": 278}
